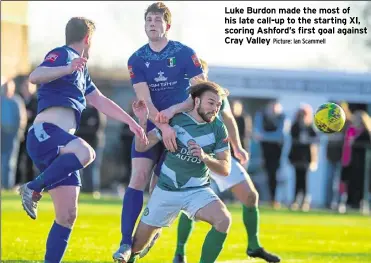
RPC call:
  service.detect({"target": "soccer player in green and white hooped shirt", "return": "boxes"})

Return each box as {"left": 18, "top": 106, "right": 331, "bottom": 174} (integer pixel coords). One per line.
{"left": 126, "top": 81, "right": 232, "bottom": 263}
{"left": 156, "top": 59, "right": 281, "bottom": 263}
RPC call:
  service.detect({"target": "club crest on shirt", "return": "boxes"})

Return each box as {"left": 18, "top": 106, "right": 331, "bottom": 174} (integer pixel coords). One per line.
{"left": 167, "top": 57, "right": 176, "bottom": 68}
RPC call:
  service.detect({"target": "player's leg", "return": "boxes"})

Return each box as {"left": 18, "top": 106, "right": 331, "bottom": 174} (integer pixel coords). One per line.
{"left": 173, "top": 212, "right": 194, "bottom": 263}
{"left": 213, "top": 158, "right": 281, "bottom": 262}
{"left": 194, "top": 199, "right": 231, "bottom": 263}
{"left": 20, "top": 123, "right": 95, "bottom": 219}
{"left": 44, "top": 185, "right": 80, "bottom": 263}
{"left": 128, "top": 222, "right": 161, "bottom": 263}
{"left": 112, "top": 157, "right": 154, "bottom": 262}
{"left": 114, "top": 142, "right": 164, "bottom": 259}
{"left": 183, "top": 187, "right": 230, "bottom": 263}
{"left": 118, "top": 185, "right": 181, "bottom": 262}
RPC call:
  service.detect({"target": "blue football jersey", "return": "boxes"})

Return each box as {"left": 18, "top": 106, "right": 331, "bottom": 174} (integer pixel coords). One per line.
{"left": 36, "top": 45, "right": 97, "bottom": 128}
{"left": 128, "top": 40, "right": 203, "bottom": 112}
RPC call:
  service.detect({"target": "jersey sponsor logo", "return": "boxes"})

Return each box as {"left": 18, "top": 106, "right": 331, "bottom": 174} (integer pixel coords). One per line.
{"left": 167, "top": 57, "right": 176, "bottom": 68}
{"left": 154, "top": 71, "right": 168, "bottom": 82}
{"left": 145, "top": 62, "right": 150, "bottom": 68}
{"left": 191, "top": 54, "right": 201, "bottom": 67}
{"left": 44, "top": 53, "right": 58, "bottom": 62}
{"left": 175, "top": 147, "right": 202, "bottom": 164}
{"left": 128, "top": 66, "right": 135, "bottom": 78}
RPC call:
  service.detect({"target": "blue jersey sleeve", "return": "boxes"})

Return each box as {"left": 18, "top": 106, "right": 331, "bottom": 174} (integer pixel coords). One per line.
{"left": 39, "top": 48, "right": 68, "bottom": 67}
{"left": 85, "top": 66, "right": 97, "bottom": 95}
{"left": 128, "top": 55, "right": 146, "bottom": 85}
{"left": 182, "top": 46, "right": 203, "bottom": 79}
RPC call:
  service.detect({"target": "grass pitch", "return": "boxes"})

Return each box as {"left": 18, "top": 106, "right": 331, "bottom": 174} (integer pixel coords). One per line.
{"left": 2, "top": 191, "right": 371, "bottom": 263}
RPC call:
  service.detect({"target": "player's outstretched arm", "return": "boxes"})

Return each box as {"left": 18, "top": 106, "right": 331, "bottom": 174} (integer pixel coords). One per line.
{"left": 29, "top": 57, "right": 87, "bottom": 84}
{"left": 86, "top": 89, "right": 148, "bottom": 144}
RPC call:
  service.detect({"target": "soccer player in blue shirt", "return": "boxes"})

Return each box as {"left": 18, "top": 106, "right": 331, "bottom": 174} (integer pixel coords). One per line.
{"left": 113, "top": 2, "right": 206, "bottom": 262}
{"left": 19, "top": 17, "right": 147, "bottom": 263}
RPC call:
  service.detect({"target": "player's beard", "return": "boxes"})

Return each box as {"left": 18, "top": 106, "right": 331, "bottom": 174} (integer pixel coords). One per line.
{"left": 197, "top": 104, "right": 216, "bottom": 123}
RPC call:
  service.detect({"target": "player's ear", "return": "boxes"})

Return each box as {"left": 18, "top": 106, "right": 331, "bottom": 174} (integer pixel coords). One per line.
{"left": 83, "top": 34, "right": 90, "bottom": 45}
{"left": 195, "top": 97, "right": 200, "bottom": 107}
{"left": 166, "top": 24, "right": 171, "bottom": 31}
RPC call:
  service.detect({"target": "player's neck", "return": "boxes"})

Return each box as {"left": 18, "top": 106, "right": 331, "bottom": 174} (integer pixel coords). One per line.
{"left": 148, "top": 37, "right": 169, "bottom": 52}
{"left": 68, "top": 43, "right": 84, "bottom": 56}
{"left": 189, "top": 110, "right": 206, "bottom": 124}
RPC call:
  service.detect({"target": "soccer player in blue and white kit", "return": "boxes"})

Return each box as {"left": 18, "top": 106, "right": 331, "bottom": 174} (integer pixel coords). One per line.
{"left": 19, "top": 17, "right": 147, "bottom": 263}
{"left": 113, "top": 2, "right": 205, "bottom": 262}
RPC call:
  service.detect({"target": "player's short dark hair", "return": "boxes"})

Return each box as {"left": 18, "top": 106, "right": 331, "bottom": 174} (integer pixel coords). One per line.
{"left": 188, "top": 81, "right": 229, "bottom": 101}
{"left": 145, "top": 2, "right": 172, "bottom": 25}
{"left": 65, "top": 17, "right": 96, "bottom": 45}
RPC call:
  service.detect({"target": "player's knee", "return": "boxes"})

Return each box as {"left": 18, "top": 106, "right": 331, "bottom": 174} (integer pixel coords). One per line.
{"left": 214, "top": 210, "right": 232, "bottom": 233}
{"left": 76, "top": 143, "right": 95, "bottom": 167}
{"left": 56, "top": 208, "right": 78, "bottom": 229}
{"left": 129, "top": 169, "right": 151, "bottom": 190}
{"left": 246, "top": 190, "right": 259, "bottom": 207}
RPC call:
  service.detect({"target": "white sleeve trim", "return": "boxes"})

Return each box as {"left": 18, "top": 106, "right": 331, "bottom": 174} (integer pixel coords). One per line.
{"left": 214, "top": 146, "right": 230, "bottom": 154}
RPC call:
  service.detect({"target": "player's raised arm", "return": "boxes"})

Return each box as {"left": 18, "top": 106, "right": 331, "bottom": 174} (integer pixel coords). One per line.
{"left": 132, "top": 100, "right": 161, "bottom": 152}
{"left": 29, "top": 50, "right": 87, "bottom": 85}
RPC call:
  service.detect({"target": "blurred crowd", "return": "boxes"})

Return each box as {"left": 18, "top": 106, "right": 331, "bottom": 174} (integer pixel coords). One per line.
{"left": 1, "top": 75, "right": 371, "bottom": 213}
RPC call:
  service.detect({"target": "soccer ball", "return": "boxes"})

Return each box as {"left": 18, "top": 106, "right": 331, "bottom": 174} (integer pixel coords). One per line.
{"left": 314, "top": 102, "right": 346, "bottom": 133}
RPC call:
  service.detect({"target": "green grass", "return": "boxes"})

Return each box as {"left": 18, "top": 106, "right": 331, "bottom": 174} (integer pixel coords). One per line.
{"left": 2, "top": 190, "right": 371, "bottom": 263}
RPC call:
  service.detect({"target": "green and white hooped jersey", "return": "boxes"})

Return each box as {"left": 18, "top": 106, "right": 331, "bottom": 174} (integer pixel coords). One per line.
{"left": 154, "top": 112, "right": 230, "bottom": 191}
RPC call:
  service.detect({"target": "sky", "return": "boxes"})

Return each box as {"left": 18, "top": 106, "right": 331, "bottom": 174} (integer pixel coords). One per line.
{"left": 27, "top": 1, "right": 371, "bottom": 72}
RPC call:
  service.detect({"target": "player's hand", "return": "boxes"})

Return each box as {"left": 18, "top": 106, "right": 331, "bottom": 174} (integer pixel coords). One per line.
{"left": 233, "top": 146, "right": 249, "bottom": 166}
{"left": 188, "top": 141, "right": 206, "bottom": 161}
{"left": 155, "top": 108, "right": 175, "bottom": 124}
{"left": 67, "top": 57, "right": 87, "bottom": 74}
{"left": 132, "top": 100, "right": 149, "bottom": 121}
{"left": 160, "top": 125, "right": 177, "bottom": 152}
{"left": 130, "top": 122, "right": 149, "bottom": 145}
